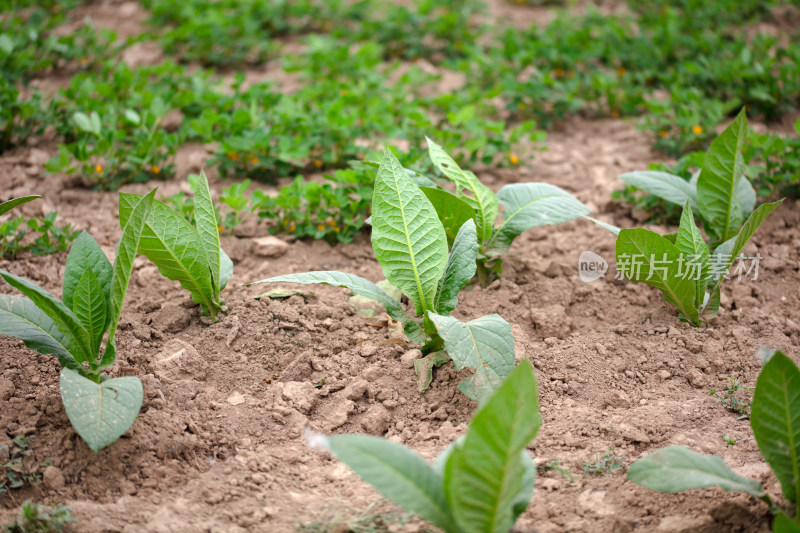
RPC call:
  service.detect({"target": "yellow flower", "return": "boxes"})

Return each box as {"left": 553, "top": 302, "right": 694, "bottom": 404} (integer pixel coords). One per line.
{"left": 227, "top": 152, "right": 239, "bottom": 161}
{"left": 217, "top": 225, "right": 224, "bottom": 232}
{"left": 317, "top": 224, "right": 325, "bottom": 231}
{"left": 95, "top": 164, "right": 103, "bottom": 173}
{"left": 327, "top": 219, "right": 336, "bottom": 226}
{"left": 660, "top": 130, "right": 668, "bottom": 138}
{"left": 616, "top": 66, "right": 627, "bottom": 76}
{"left": 554, "top": 68, "right": 565, "bottom": 78}
{"left": 509, "top": 155, "right": 519, "bottom": 165}
{"left": 250, "top": 156, "right": 259, "bottom": 165}
{"left": 289, "top": 224, "right": 296, "bottom": 232}
{"left": 313, "top": 159, "right": 323, "bottom": 168}
{"left": 333, "top": 226, "right": 340, "bottom": 233}
{"left": 692, "top": 125, "right": 703, "bottom": 135}
{"left": 611, "top": 110, "right": 620, "bottom": 118}
{"left": 152, "top": 165, "right": 161, "bottom": 174}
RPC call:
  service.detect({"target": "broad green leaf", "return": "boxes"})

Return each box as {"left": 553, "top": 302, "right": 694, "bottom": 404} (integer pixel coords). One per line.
{"left": 0, "top": 295, "right": 82, "bottom": 373}
{"left": 60, "top": 368, "right": 143, "bottom": 452}
{"left": 674, "top": 203, "right": 710, "bottom": 311}
{"left": 426, "top": 137, "right": 498, "bottom": 242}
{"left": 191, "top": 170, "right": 222, "bottom": 298}
{"left": 414, "top": 350, "right": 451, "bottom": 394}
{"left": 109, "top": 190, "right": 154, "bottom": 343}
{"left": 72, "top": 269, "right": 108, "bottom": 355}
{"left": 73, "top": 112, "right": 94, "bottom": 134}
{"left": 421, "top": 186, "right": 476, "bottom": 248}
{"left": 0, "top": 195, "right": 40, "bottom": 217}
{"left": 619, "top": 171, "right": 698, "bottom": 211}
{"left": 512, "top": 452, "right": 537, "bottom": 523}
{"left": 325, "top": 434, "right": 456, "bottom": 531}
{"left": 220, "top": 249, "right": 233, "bottom": 291}
{"left": 63, "top": 231, "right": 112, "bottom": 311}
{"left": 427, "top": 312, "right": 516, "bottom": 402}
{"left": 488, "top": 183, "right": 590, "bottom": 255}
{"left": 697, "top": 108, "right": 748, "bottom": 243}
{"left": 0, "top": 270, "right": 93, "bottom": 364}
{"left": 247, "top": 271, "right": 424, "bottom": 344}
{"left": 616, "top": 229, "right": 699, "bottom": 325}
{"left": 372, "top": 148, "right": 448, "bottom": 315}
{"left": 119, "top": 193, "right": 218, "bottom": 318}
{"left": 773, "top": 514, "right": 800, "bottom": 533}
{"left": 583, "top": 215, "right": 621, "bottom": 235}
{"left": 435, "top": 219, "right": 478, "bottom": 315}
{"left": 445, "top": 360, "right": 541, "bottom": 533}
{"left": 627, "top": 446, "right": 765, "bottom": 499}
{"left": 751, "top": 351, "right": 800, "bottom": 504}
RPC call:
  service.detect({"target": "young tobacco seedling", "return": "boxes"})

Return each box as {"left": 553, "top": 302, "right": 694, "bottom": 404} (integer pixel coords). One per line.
{"left": 425, "top": 137, "right": 590, "bottom": 286}
{"left": 314, "top": 359, "right": 542, "bottom": 533}
{"left": 628, "top": 350, "right": 800, "bottom": 531}
{"left": 250, "top": 148, "right": 516, "bottom": 401}
{"left": 599, "top": 110, "right": 783, "bottom": 325}
{"left": 0, "top": 191, "right": 155, "bottom": 451}
{"left": 119, "top": 171, "right": 233, "bottom": 322}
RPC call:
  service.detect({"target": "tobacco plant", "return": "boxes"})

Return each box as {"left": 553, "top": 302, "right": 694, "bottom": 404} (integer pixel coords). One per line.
{"left": 250, "top": 148, "right": 516, "bottom": 401}
{"left": 0, "top": 191, "right": 155, "bottom": 451}
{"left": 628, "top": 350, "right": 800, "bottom": 531}
{"left": 119, "top": 171, "right": 233, "bottom": 322}
{"left": 600, "top": 110, "right": 782, "bottom": 325}
{"left": 314, "top": 359, "right": 541, "bottom": 533}
{"left": 425, "top": 138, "right": 589, "bottom": 286}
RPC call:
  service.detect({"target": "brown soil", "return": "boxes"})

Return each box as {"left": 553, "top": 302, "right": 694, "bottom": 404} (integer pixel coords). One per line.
{"left": 2, "top": 3, "right": 800, "bottom": 533}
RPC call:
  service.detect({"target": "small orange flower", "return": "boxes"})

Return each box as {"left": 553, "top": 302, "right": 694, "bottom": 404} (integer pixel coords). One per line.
{"left": 95, "top": 164, "right": 103, "bottom": 173}
{"left": 227, "top": 152, "right": 239, "bottom": 161}
{"left": 692, "top": 125, "right": 703, "bottom": 135}
{"left": 218, "top": 225, "right": 224, "bottom": 232}
{"left": 611, "top": 110, "right": 620, "bottom": 118}
{"left": 327, "top": 219, "right": 336, "bottom": 226}
{"left": 313, "top": 160, "right": 323, "bottom": 168}
{"left": 554, "top": 68, "right": 565, "bottom": 78}
{"left": 317, "top": 224, "right": 325, "bottom": 231}
{"left": 333, "top": 226, "right": 340, "bottom": 233}
{"left": 660, "top": 130, "right": 668, "bottom": 138}
{"left": 249, "top": 156, "right": 259, "bottom": 165}
{"left": 289, "top": 224, "right": 296, "bottom": 232}
{"left": 152, "top": 165, "right": 161, "bottom": 174}
{"left": 616, "top": 66, "right": 627, "bottom": 76}
{"left": 509, "top": 155, "right": 519, "bottom": 165}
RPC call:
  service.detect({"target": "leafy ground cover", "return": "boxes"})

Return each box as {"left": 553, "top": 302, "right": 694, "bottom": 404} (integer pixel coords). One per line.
{"left": 0, "top": 0, "right": 799, "bottom": 532}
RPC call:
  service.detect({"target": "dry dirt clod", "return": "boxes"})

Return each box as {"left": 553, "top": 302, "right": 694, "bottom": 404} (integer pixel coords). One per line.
{"left": 400, "top": 348, "right": 423, "bottom": 368}
{"left": 152, "top": 303, "right": 192, "bottom": 333}
{"left": 153, "top": 339, "right": 208, "bottom": 382}
{"left": 42, "top": 465, "right": 66, "bottom": 491}
{"left": 280, "top": 382, "right": 318, "bottom": 414}
{"left": 252, "top": 236, "right": 289, "bottom": 258}
{"left": 360, "top": 405, "right": 391, "bottom": 435}
{"left": 0, "top": 376, "right": 14, "bottom": 401}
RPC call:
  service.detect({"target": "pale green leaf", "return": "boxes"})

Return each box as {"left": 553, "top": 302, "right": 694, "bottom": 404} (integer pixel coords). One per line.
{"left": 109, "top": 190, "right": 154, "bottom": 342}
{"left": 751, "top": 351, "right": 800, "bottom": 504}
{"left": 372, "top": 148, "right": 448, "bottom": 315}
{"left": 627, "top": 445, "right": 765, "bottom": 499}
{"left": 697, "top": 108, "right": 748, "bottom": 243}
{"left": 0, "top": 295, "right": 82, "bottom": 373}
{"left": 0, "top": 270, "right": 93, "bottom": 364}
{"left": 427, "top": 312, "right": 516, "bottom": 402}
{"left": 414, "top": 350, "right": 451, "bottom": 394}
{"left": 60, "top": 368, "right": 143, "bottom": 452}
{"left": 119, "top": 192, "right": 218, "bottom": 318}
{"left": 247, "top": 271, "right": 424, "bottom": 344}
{"left": 421, "top": 186, "right": 476, "bottom": 248}
{"left": 674, "top": 203, "right": 711, "bottom": 311}
{"left": 488, "top": 183, "right": 590, "bottom": 255}
{"left": 773, "top": 514, "right": 800, "bottom": 533}
{"left": 445, "top": 360, "right": 541, "bottom": 533}
{"left": 435, "top": 219, "right": 478, "bottom": 315}
{"left": 72, "top": 269, "right": 108, "bottom": 355}
{"left": 63, "top": 231, "right": 112, "bottom": 311}
{"left": 220, "top": 248, "right": 233, "bottom": 291}
{"left": 616, "top": 229, "right": 699, "bottom": 325}
{"left": 325, "top": 434, "right": 456, "bottom": 531}
{"left": 583, "top": 215, "right": 621, "bottom": 235}
{"left": 191, "top": 170, "right": 222, "bottom": 298}
{"left": 426, "top": 137, "right": 498, "bottom": 242}
{"left": 0, "top": 195, "right": 40, "bottom": 217}
{"left": 618, "top": 171, "right": 698, "bottom": 211}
